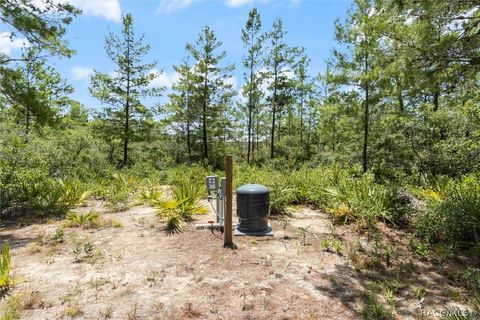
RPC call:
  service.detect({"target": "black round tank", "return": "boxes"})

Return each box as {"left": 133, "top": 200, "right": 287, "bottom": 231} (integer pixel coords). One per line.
{"left": 236, "top": 184, "right": 270, "bottom": 232}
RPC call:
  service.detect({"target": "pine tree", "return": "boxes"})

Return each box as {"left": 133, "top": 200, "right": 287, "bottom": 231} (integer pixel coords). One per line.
{"left": 0, "top": 46, "right": 73, "bottom": 137}
{"left": 263, "top": 17, "right": 300, "bottom": 159}
{"left": 241, "top": 8, "right": 264, "bottom": 164}
{"left": 186, "top": 26, "right": 235, "bottom": 165}
{"left": 330, "top": 0, "right": 382, "bottom": 172}
{"left": 0, "top": 0, "right": 79, "bottom": 63}
{"left": 90, "top": 13, "right": 161, "bottom": 167}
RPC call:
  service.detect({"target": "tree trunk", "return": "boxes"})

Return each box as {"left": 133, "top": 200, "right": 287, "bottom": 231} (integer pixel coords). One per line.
{"left": 256, "top": 115, "right": 259, "bottom": 154}
{"left": 247, "top": 59, "right": 254, "bottom": 164}
{"left": 123, "top": 37, "right": 131, "bottom": 167}
{"left": 251, "top": 109, "right": 255, "bottom": 161}
{"left": 186, "top": 92, "right": 191, "bottom": 160}
{"left": 398, "top": 93, "right": 404, "bottom": 113}
{"left": 25, "top": 107, "right": 29, "bottom": 137}
{"left": 362, "top": 56, "right": 369, "bottom": 174}
{"left": 270, "top": 70, "right": 278, "bottom": 159}
{"left": 300, "top": 98, "right": 304, "bottom": 144}
{"left": 202, "top": 73, "right": 209, "bottom": 163}
{"left": 433, "top": 91, "right": 439, "bottom": 112}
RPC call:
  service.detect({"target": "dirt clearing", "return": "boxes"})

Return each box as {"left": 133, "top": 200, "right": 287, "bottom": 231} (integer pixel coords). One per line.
{"left": 0, "top": 199, "right": 476, "bottom": 319}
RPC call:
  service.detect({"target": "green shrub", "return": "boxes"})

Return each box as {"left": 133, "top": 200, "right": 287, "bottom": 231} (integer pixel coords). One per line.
{"left": 235, "top": 164, "right": 296, "bottom": 215}
{"left": 415, "top": 175, "right": 480, "bottom": 247}
{"left": 321, "top": 173, "right": 408, "bottom": 228}
{"left": 94, "top": 173, "right": 137, "bottom": 210}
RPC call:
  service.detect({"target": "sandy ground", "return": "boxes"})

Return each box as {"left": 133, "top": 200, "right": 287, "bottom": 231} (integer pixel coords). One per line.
{"left": 0, "top": 198, "right": 477, "bottom": 319}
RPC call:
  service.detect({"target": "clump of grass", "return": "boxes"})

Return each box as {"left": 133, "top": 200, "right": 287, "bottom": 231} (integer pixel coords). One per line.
{"left": 1, "top": 290, "right": 38, "bottom": 320}
{"left": 99, "top": 305, "right": 114, "bottom": 319}
{"left": 52, "top": 228, "right": 65, "bottom": 244}
{"left": 0, "top": 243, "right": 11, "bottom": 291}
{"left": 361, "top": 287, "right": 395, "bottom": 320}
{"left": 62, "top": 304, "right": 84, "bottom": 318}
{"left": 58, "top": 178, "right": 91, "bottom": 209}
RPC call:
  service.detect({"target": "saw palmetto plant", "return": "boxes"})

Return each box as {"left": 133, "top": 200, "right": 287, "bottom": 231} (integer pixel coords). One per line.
{"left": 65, "top": 211, "right": 101, "bottom": 228}
{"left": 135, "top": 184, "right": 163, "bottom": 206}
{"left": 155, "top": 181, "right": 207, "bottom": 234}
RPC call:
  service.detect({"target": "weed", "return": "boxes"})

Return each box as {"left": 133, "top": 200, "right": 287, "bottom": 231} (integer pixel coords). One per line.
{"left": 73, "top": 241, "right": 99, "bottom": 263}
{"left": 297, "top": 225, "right": 311, "bottom": 246}
{"left": 361, "top": 287, "right": 395, "bottom": 320}
{"left": 321, "top": 238, "right": 343, "bottom": 254}
{"left": 99, "top": 305, "right": 114, "bottom": 319}
{"left": 1, "top": 290, "right": 38, "bottom": 320}
{"left": 126, "top": 303, "right": 139, "bottom": 320}
{"left": 52, "top": 228, "right": 65, "bottom": 243}
{"left": 412, "top": 287, "right": 425, "bottom": 300}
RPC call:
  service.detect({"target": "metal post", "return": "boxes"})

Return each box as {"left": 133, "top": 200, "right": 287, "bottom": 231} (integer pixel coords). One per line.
{"left": 219, "top": 177, "right": 226, "bottom": 225}
{"left": 224, "top": 155, "right": 233, "bottom": 247}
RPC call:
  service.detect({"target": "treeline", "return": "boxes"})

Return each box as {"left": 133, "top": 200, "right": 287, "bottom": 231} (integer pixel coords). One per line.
{"left": 1, "top": 1, "right": 479, "bottom": 178}
{"left": 0, "top": 0, "right": 478, "bottom": 179}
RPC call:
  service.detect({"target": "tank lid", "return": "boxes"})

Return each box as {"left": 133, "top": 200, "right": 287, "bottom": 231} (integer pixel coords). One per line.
{"left": 236, "top": 184, "right": 269, "bottom": 195}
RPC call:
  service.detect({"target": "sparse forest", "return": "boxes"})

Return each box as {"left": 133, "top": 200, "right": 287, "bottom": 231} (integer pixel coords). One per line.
{"left": 0, "top": 0, "right": 479, "bottom": 319}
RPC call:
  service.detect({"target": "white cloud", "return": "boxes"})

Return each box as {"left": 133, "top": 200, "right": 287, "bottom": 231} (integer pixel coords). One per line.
{"left": 156, "top": 0, "right": 197, "bottom": 14}
{"left": 157, "top": 0, "right": 300, "bottom": 13}
{"left": 149, "top": 69, "right": 180, "bottom": 89}
{"left": 31, "top": 0, "right": 121, "bottom": 22}
{"left": 225, "top": 0, "right": 254, "bottom": 7}
{"left": 0, "top": 32, "right": 28, "bottom": 55}
{"left": 71, "top": 66, "right": 93, "bottom": 82}
{"left": 69, "top": 0, "right": 121, "bottom": 22}
{"left": 224, "top": 0, "right": 272, "bottom": 7}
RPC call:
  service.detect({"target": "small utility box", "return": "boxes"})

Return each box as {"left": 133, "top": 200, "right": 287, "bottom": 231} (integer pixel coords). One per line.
{"left": 234, "top": 184, "right": 273, "bottom": 236}
{"left": 206, "top": 176, "right": 219, "bottom": 194}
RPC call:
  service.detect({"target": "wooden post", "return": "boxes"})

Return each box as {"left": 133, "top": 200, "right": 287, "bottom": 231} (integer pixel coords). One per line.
{"left": 224, "top": 155, "right": 233, "bottom": 247}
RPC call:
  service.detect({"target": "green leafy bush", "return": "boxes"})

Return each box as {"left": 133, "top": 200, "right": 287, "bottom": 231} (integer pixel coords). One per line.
{"left": 415, "top": 175, "right": 480, "bottom": 247}
{"left": 94, "top": 173, "right": 137, "bottom": 210}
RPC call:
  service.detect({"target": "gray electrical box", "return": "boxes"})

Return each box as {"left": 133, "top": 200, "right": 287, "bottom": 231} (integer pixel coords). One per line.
{"left": 206, "top": 175, "right": 219, "bottom": 193}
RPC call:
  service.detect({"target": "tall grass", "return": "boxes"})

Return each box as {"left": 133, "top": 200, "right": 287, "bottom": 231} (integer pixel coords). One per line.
{"left": 0, "top": 243, "right": 10, "bottom": 290}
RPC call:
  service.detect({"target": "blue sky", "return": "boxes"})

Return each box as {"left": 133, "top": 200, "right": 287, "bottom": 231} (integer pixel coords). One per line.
{"left": 1, "top": 0, "right": 352, "bottom": 109}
